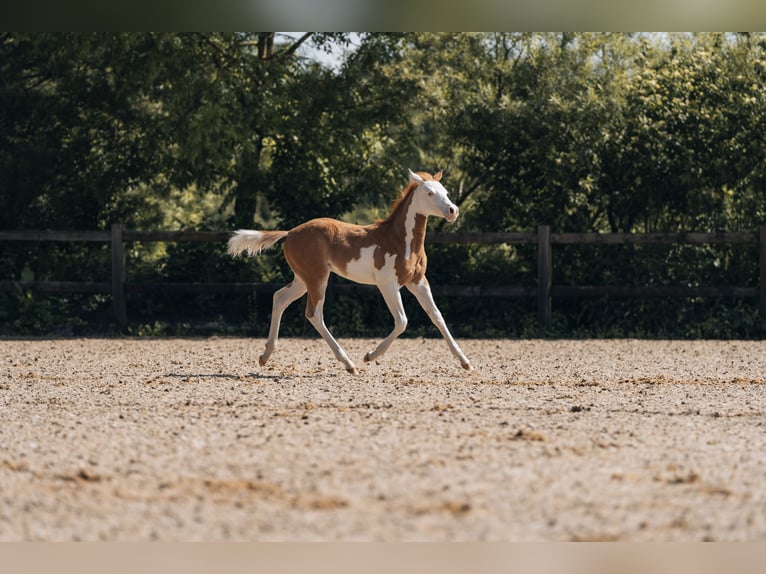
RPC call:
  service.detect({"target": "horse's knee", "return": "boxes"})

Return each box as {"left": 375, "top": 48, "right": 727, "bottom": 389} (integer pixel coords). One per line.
{"left": 429, "top": 309, "right": 444, "bottom": 325}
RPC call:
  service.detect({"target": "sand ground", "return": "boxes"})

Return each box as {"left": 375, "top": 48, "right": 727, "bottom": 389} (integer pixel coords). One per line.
{"left": 1, "top": 337, "right": 765, "bottom": 541}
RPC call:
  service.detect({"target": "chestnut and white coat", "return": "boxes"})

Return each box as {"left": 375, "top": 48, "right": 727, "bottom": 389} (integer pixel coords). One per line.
{"left": 227, "top": 169, "right": 471, "bottom": 373}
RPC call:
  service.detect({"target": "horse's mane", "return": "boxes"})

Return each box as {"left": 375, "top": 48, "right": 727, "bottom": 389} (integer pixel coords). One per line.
{"left": 384, "top": 182, "right": 418, "bottom": 222}
{"left": 377, "top": 173, "right": 434, "bottom": 225}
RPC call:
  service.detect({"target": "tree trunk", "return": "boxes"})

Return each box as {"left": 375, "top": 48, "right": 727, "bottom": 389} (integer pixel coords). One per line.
{"left": 258, "top": 33, "right": 274, "bottom": 60}
{"left": 233, "top": 136, "right": 264, "bottom": 228}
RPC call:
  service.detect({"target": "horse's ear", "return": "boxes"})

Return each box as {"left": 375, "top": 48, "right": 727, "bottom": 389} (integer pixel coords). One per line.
{"left": 434, "top": 170, "right": 443, "bottom": 181}
{"left": 408, "top": 169, "right": 424, "bottom": 185}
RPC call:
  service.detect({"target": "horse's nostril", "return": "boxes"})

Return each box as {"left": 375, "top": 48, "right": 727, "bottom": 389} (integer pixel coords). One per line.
{"left": 449, "top": 206, "right": 455, "bottom": 214}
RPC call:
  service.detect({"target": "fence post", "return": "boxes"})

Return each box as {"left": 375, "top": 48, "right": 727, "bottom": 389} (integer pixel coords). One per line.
{"left": 111, "top": 223, "right": 127, "bottom": 331}
{"left": 537, "top": 224, "right": 552, "bottom": 328}
{"left": 760, "top": 223, "right": 766, "bottom": 319}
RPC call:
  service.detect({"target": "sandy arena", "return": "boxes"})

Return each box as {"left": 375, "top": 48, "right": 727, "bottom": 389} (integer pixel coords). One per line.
{"left": 1, "top": 337, "right": 765, "bottom": 541}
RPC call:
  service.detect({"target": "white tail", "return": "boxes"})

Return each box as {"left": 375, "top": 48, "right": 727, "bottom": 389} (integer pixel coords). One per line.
{"left": 227, "top": 229, "right": 289, "bottom": 257}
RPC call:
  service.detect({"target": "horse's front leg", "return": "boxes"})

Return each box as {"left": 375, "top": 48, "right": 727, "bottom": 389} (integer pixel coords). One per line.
{"left": 406, "top": 277, "right": 472, "bottom": 370}
{"left": 364, "top": 281, "right": 407, "bottom": 363}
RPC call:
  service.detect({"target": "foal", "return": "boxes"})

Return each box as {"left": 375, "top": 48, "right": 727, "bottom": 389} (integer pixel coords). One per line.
{"left": 227, "top": 169, "right": 471, "bottom": 373}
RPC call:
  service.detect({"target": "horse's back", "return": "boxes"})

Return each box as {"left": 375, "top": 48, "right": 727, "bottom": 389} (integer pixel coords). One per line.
{"left": 283, "top": 218, "right": 375, "bottom": 281}
{"left": 287, "top": 217, "right": 371, "bottom": 248}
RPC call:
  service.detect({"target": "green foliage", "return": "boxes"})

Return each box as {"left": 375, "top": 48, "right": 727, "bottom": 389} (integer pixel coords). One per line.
{"left": 446, "top": 33, "right": 766, "bottom": 235}
{"left": 547, "top": 240, "right": 765, "bottom": 338}
{"left": 2, "top": 33, "right": 766, "bottom": 338}
{"left": 0, "top": 290, "right": 107, "bottom": 335}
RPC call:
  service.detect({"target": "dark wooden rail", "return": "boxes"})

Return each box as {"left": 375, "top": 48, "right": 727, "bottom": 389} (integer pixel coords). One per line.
{"left": 1, "top": 223, "right": 765, "bottom": 329}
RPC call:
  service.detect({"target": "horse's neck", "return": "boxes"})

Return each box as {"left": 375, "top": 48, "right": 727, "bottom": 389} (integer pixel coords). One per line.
{"left": 386, "top": 188, "right": 427, "bottom": 258}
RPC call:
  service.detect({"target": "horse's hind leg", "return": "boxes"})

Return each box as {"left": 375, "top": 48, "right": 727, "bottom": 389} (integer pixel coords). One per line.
{"left": 260, "top": 276, "right": 307, "bottom": 366}
{"left": 304, "top": 276, "right": 358, "bottom": 374}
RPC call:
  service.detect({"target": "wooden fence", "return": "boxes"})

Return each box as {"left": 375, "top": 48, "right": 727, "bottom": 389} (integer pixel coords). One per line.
{"left": 1, "top": 223, "right": 765, "bottom": 330}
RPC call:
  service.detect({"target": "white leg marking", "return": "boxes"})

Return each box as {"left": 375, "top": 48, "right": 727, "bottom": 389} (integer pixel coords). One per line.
{"left": 260, "top": 277, "right": 307, "bottom": 366}
{"left": 406, "top": 279, "right": 472, "bottom": 370}
{"left": 306, "top": 292, "right": 358, "bottom": 374}
{"left": 364, "top": 282, "right": 407, "bottom": 363}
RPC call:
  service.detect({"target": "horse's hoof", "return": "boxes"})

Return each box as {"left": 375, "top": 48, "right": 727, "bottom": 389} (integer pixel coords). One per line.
{"left": 363, "top": 352, "right": 372, "bottom": 363}
{"left": 461, "top": 361, "right": 472, "bottom": 371}
{"left": 258, "top": 356, "right": 268, "bottom": 366}
{"left": 347, "top": 366, "right": 359, "bottom": 375}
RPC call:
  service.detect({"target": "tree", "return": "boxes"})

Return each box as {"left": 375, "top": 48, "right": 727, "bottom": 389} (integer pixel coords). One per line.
{"left": 0, "top": 33, "right": 424, "bottom": 232}
{"left": 0, "top": 33, "right": 246, "bottom": 230}
{"left": 244, "top": 33, "right": 423, "bottom": 228}
{"left": 616, "top": 33, "right": 766, "bottom": 231}
{"left": 428, "top": 33, "right": 766, "bottom": 234}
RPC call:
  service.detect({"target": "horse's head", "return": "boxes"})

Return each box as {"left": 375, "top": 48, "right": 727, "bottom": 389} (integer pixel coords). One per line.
{"left": 408, "top": 169, "right": 459, "bottom": 223}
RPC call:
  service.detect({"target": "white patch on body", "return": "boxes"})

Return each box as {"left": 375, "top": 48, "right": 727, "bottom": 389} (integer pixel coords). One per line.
{"left": 338, "top": 246, "right": 397, "bottom": 286}
{"left": 403, "top": 202, "right": 416, "bottom": 260}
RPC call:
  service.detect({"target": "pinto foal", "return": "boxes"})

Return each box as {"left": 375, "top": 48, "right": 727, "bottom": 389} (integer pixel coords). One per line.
{"left": 227, "top": 169, "right": 471, "bottom": 373}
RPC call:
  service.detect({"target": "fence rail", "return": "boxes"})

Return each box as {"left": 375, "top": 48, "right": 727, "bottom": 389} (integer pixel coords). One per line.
{"left": 1, "top": 223, "right": 765, "bottom": 330}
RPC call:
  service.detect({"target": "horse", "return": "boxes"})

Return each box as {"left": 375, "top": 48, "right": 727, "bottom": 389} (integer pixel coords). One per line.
{"left": 227, "top": 169, "right": 472, "bottom": 374}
